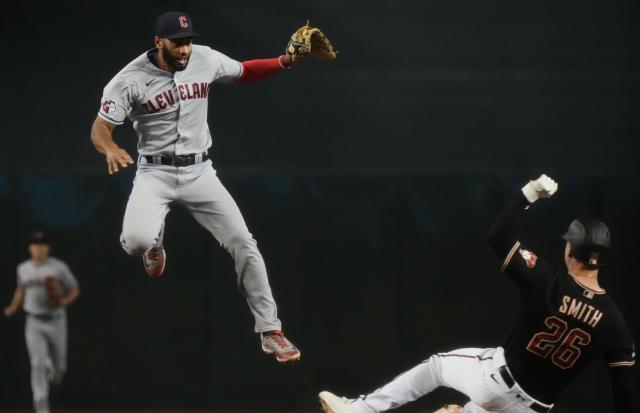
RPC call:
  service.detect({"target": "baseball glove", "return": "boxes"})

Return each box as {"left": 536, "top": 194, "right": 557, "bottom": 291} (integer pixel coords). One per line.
{"left": 44, "top": 276, "right": 63, "bottom": 304}
{"left": 286, "top": 21, "right": 337, "bottom": 62}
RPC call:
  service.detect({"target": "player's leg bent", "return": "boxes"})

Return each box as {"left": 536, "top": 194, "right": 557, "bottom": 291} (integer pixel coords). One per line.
{"left": 434, "top": 348, "right": 495, "bottom": 401}
{"left": 320, "top": 357, "right": 448, "bottom": 413}
{"left": 120, "top": 166, "right": 174, "bottom": 276}
{"left": 120, "top": 168, "right": 173, "bottom": 256}
{"left": 120, "top": 222, "right": 166, "bottom": 257}
{"left": 320, "top": 348, "right": 493, "bottom": 413}
{"left": 351, "top": 357, "right": 450, "bottom": 412}
{"left": 435, "top": 347, "right": 518, "bottom": 412}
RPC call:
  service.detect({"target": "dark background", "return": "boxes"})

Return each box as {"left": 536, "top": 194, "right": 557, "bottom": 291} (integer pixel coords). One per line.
{"left": 0, "top": 0, "right": 638, "bottom": 412}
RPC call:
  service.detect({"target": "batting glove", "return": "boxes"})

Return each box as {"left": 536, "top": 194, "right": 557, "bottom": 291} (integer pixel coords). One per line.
{"left": 521, "top": 174, "right": 558, "bottom": 203}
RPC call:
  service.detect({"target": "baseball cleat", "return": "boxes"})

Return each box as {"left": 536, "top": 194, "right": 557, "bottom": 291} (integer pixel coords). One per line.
{"left": 143, "top": 246, "right": 166, "bottom": 278}
{"left": 432, "top": 405, "right": 463, "bottom": 413}
{"left": 261, "top": 330, "right": 301, "bottom": 363}
{"left": 319, "top": 391, "right": 358, "bottom": 413}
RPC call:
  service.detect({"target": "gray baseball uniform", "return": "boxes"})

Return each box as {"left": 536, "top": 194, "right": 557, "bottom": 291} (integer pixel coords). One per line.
{"left": 98, "top": 44, "right": 281, "bottom": 332}
{"left": 17, "top": 257, "right": 78, "bottom": 413}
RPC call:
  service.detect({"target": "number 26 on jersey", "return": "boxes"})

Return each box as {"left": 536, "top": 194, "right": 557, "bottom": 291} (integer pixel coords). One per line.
{"left": 527, "top": 316, "right": 591, "bottom": 369}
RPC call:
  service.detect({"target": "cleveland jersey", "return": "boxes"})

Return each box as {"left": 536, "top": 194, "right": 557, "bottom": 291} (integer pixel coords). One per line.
{"left": 17, "top": 257, "right": 79, "bottom": 316}
{"left": 495, "top": 226, "right": 635, "bottom": 404}
{"left": 98, "top": 44, "right": 242, "bottom": 156}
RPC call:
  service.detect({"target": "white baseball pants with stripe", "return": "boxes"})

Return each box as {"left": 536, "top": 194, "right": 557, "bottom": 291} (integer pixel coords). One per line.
{"left": 351, "top": 347, "right": 553, "bottom": 413}
{"left": 120, "top": 159, "right": 281, "bottom": 333}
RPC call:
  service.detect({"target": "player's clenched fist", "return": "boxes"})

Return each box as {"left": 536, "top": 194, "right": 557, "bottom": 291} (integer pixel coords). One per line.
{"left": 105, "top": 146, "right": 134, "bottom": 175}
{"left": 521, "top": 174, "right": 558, "bottom": 203}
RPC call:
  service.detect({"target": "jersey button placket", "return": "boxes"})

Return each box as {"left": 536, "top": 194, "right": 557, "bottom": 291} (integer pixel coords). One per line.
{"left": 175, "top": 73, "right": 186, "bottom": 155}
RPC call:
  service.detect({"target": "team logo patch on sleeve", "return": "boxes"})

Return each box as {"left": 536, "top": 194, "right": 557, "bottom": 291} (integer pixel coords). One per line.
{"left": 102, "top": 99, "right": 116, "bottom": 114}
{"left": 518, "top": 249, "right": 537, "bottom": 268}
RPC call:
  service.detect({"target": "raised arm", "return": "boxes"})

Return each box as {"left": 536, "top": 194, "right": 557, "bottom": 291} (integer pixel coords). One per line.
{"left": 4, "top": 287, "right": 24, "bottom": 318}
{"left": 234, "top": 55, "right": 293, "bottom": 84}
{"left": 90, "top": 116, "right": 134, "bottom": 175}
{"left": 232, "top": 22, "right": 336, "bottom": 84}
{"left": 488, "top": 174, "right": 558, "bottom": 259}
{"left": 488, "top": 193, "right": 530, "bottom": 258}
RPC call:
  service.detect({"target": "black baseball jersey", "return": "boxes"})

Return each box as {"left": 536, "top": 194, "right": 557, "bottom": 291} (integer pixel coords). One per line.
{"left": 490, "top": 196, "right": 636, "bottom": 405}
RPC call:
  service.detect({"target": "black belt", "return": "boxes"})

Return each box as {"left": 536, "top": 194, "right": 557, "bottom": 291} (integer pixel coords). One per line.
{"left": 143, "top": 152, "right": 209, "bottom": 167}
{"left": 27, "top": 312, "right": 62, "bottom": 321}
{"left": 498, "top": 366, "right": 551, "bottom": 413}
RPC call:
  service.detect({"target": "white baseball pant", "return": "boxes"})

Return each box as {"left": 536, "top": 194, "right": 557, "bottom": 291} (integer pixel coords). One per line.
{"left": 351, "top": 347, "right": 553, "bottom": 413}
{"left": 120, "top": 159, "right": 281, "bottom": 333}
{"left": 25, "top": 313, "right": 67, "bottom": 413}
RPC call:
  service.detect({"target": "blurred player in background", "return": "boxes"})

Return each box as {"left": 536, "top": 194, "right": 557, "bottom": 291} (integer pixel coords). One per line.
{"left": 4, "top": 231, "right": 80, "bottom": 413}
{"left": 319, "top": 174, "right": 635, "bottom": 413}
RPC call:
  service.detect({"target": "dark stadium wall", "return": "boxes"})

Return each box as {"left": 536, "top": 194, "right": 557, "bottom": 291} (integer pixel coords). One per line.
{"left": 1, "top": 0, "right": 638, "bottom": 175}
{"left": 0, "top": 175, "right": 638, "bottom": 411}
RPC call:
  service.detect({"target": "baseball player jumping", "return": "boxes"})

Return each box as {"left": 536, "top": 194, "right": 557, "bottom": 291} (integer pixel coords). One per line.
{"left": 319, "top": 174, "right": 636, "bottom": 413}
{"left": 4, "top": 231, "right": 80, "bottom": 413}
{"left": 90, "top": 12, "right": 334, "bottom": 362}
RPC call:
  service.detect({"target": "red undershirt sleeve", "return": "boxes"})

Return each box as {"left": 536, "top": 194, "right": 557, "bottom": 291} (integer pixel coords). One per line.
{"left": 234, "top": 57, "right": 287, "bottom": 84}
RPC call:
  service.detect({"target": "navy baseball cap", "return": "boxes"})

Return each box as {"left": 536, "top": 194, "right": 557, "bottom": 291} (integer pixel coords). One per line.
{"left": 155, "top": 11, "right": 201, "bottom": 39}
{"left": 28, "top": 230, "right": 50, "bottom": 245}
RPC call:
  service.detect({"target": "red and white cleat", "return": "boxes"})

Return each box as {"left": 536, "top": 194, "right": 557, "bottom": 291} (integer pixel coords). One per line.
{"left": 261, "top": 330, "right": 301, "bottom": 363}
{"left": 143, "top": 247, "right": 166, "bottom": 278}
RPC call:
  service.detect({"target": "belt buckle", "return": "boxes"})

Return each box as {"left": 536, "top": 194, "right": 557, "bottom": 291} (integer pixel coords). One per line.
{"left": 171, "top": 156, "right": 183, "bottom": 167}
